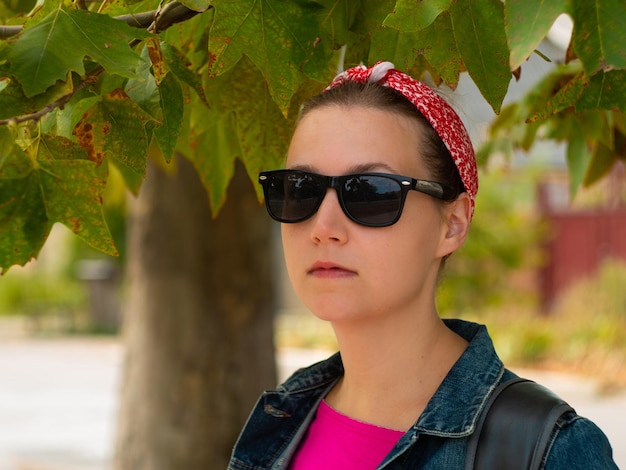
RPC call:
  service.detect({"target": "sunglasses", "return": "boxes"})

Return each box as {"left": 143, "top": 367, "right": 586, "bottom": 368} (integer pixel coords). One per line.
{"left": 258, "top": 169, "right": 456, "bottom": 227}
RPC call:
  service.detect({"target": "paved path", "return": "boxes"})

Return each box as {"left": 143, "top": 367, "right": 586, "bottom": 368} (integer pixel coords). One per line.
{"left": 0, "top": 339, "right": 624, "bottom": 469}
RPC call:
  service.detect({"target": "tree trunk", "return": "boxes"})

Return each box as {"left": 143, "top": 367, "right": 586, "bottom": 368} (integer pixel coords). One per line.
{"left": 114, "top": 156, "right": 277, "bottom": 469}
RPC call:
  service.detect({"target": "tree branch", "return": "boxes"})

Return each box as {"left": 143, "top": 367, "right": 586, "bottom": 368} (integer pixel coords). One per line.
{"left": 0, "top": 25, "right": 22, "bottom": 40}
{"left": 0, "top": 2, "right": 210, "bottom": 126}
{"left": 152, "top": 1, "right": 202, "bottom": 32}
{"left": 0, "top": 69, "right": 105, "bottom": 126}
{"left": 0, "top": 1, "right": 206, "bottom": 39}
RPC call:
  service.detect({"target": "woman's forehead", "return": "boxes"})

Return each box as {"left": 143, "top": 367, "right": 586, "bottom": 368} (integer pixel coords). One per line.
{"left": 286, "top": 106, "right": 429, "bottom": 177}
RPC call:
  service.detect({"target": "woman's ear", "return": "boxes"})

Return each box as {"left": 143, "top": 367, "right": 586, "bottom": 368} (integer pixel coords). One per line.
{"left": 436, "top": 192, "right": 472, "bottom": 258}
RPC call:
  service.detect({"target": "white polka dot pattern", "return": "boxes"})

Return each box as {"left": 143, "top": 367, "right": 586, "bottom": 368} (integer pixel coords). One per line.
{"left": 326, "top": 62, "right": 478, "bottom": 218}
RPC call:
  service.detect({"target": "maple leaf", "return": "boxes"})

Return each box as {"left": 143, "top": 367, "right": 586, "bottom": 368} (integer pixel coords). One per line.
{"left": 208, "top": 0, "right": 329, "bottom": 114}
{"left": 2, "top": 5, "right": 150, "bottom": 97}
{"left": 0, "top": 133, "right": 117, "bottom": 272}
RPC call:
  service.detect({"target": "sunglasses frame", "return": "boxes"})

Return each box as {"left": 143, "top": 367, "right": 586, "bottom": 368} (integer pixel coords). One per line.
{"left": 258, "top": 169, "right": 457, "bottom": 227}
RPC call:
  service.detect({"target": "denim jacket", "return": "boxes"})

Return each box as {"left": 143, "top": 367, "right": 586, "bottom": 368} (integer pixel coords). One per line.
{"left": 228, "top": 320, "right": 618, "bottom": 469}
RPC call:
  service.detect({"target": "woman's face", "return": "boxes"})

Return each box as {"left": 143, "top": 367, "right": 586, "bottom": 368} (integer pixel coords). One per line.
{"left": 281, "top": 105, "right": 454, "bottom": 324}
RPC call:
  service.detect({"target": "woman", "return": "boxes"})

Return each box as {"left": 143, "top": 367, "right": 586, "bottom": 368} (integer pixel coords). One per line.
{"left": 228, "top": 62, "right": 617, "bottom": 469}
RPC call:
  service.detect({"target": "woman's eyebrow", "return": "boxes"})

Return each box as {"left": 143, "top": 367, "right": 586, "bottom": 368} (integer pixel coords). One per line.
{"left": 348, "top": 162, "right": 398, "bottom": 174}
{"left": 286, "top": 163, "right": 315, "bottom": 172}
{"left": 286, "top": 162, "right": 399, "bottom": 174}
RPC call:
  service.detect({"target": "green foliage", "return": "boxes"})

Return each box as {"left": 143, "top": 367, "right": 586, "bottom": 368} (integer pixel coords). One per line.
{"left": 207, "top": 0, "right": 331, "bottom": 113}
{"left": 3, "top": 5, "right": 150, "bottom": 97}
{"left": 0, "top": 128, "right": 116, "bottom": 269}
{"left": 465, "top": 259, "right": 626, "bottom": 388}
{"left": 0, "top": 265, "right": 87, "bottom": 317}
{"left": 437, "top": 167, "right": 545, "bottom": 312}
{"left": 480, "top": 61, "right": 626, "bottom": 200}
{"left": 554, "top": 259, "right": 626, "bottom": 339}
{"left": 570, "top": 0, "right": 626, "bottom": 76}
{"left": 506, "top": 0, "right": 568, "bottom": 70}
{"left": 0, "top": 0, "right": 625, "bottom": 272}
{"left": 449, "top": 0, "right": 510, "bottom": 113}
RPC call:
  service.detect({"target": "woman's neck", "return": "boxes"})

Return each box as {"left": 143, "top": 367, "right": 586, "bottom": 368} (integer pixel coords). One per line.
{"left": 326, "top": 311, "right": 468, "bottom": 431}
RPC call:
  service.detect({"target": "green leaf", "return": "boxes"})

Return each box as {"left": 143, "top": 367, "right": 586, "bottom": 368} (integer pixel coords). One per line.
{"left": 145, "top": 36, "right": 168, "bottom": 85}
{"left": 581, "top": 110, "right": 614, "bottom": 149}
{"left": 0, "top": 132, "right": 117, "bottom": 272}
{"left": 419, "top": 12, "right": 461, "bottom": 87}
{"left": 368, "top": 27, "right": 419, "bottom": 73}
{"left": 2, "top": 5, "right": 150, "bottom": 97}
{"left": 0, "top": 68, "right": 75, "bottom": 120}
{"left": 154, "top": 72, "right": 184, "bottom": 162}
{"left": 0, "top": 127, "right": 31, "bottom": 178}
{"left": 350, "top": 0, "right": 395, "bottom": 35}
{"left": 584, "top": 141, "right": 617, "bottom": 186}
{"left": 577, "top": 70, "right": 626, "bottom": 113}
{"left": 475, "top": 137, "right": 514, "bottom": 166}
{"left": 383, "top": 0, "right": 451, "bottom": 32}
{"left": 487, "top": 102, "right": 520, "bottom": 137}
{"left": 369, "top": 12, "right": 460, "bottom": 87}
{"left": 566, "top": 121, "right": 591, "bottom": 197}
{"left": 570, "top": 0, "right": 626, "bottom": 75}
{"left": 190, "top": 112, "right": 240, "bottom": 214}
{"left": 124, "top": 43, "right": 184, "bottom": 162}
{"left": 160, "top": 6, "right": 214, "bottom": 75}
{"left": 53, "top": 95, "right": 101, "bottom": 140}
{"left": 614, "top": 111, "right": 626, "bottom": 136}
{"left": 0, "top": 133, "right": 47, "bottom": 269}
{"left": 0, "top": 162, "right": 51, "bottom": 271}
{"left": 125, "top": 46, "right": 161, "bottom": 119}
{"left": 505, "top": 0, "right": 568, "bottom": 69}
{"left": 161, "top": 42, "right": 208, "bottom": 106}
{"left": 208, "top": 0, "right": 329, "bottom": 114}
{"left": 178, "top": 0, "right": 212, "bottom": 12}
{"left": 530, "top": 70, "right": 585, "bottom": 122}
{"left": 73, "top": 90, "right": 152, "bottom": 194}
{"left": 235, "top": 95, "right": 290, "bottom": 184}
{"left": 194, "top": 58, "right": 294, "bottom": 212}
{"left": 345, "top": 0, "right": 394, "bottom": 67}
{"left": 37, "top": 136, "right": 117, "bottom": 256}
{"left": 313, "top": 0, "right": 361, "bottom": 48}
{"left": 450, "top": 0, "right": 511, "bottom": 113}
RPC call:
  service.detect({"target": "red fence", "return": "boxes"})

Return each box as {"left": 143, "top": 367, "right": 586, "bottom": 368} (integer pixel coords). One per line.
{"left": 538, "top": 185, "right": 626, "bottom": 311}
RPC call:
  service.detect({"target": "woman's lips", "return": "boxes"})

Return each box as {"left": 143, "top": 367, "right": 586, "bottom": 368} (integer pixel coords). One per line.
{"left": 308, "top": 261, "right": 356, "bottom": 278}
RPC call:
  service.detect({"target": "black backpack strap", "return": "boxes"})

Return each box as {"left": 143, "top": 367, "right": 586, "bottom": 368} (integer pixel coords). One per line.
{"left": 465, "top": 378, "right": 575, "bottom": 470}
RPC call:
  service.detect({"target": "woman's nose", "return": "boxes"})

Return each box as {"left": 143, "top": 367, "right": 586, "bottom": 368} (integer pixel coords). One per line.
{"left": 310, "top": 189, "right": 348, "bottom": 244}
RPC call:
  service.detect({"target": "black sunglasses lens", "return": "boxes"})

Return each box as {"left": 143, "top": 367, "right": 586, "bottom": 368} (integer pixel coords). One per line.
{"left": 266, "top": 172, "right": 324, "bottom": 222}
{"left": 342, "top": 175, "right": 403, "bottom": 226}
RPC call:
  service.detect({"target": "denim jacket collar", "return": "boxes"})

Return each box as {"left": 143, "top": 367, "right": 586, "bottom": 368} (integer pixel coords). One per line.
{"left": 278, "top": 319, "right": 504, "bottom": 437}
{"left": 414, "top": 319, "right": 505, "bottom": 436}
{"left": 229, "top": 319, "right": 506, "bottom": 470}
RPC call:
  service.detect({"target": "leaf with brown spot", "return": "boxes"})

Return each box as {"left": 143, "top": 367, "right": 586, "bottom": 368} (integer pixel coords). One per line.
{"left": 0, "top": 132, "right": 117, "bottom": 272}
{"left": 146, "top": 37, "right": 168, "bottom": 85}
{"left": 73, "top": 90, "right": 153, "bottom": 193}
{"left": 208, "top": 0, "right": 332, "bottom": 114}
{"left": 39, "top": 157, "right": 117, "bottom": 256}
{"left": 74, "top": 118, "right": 105, "bottom": 166}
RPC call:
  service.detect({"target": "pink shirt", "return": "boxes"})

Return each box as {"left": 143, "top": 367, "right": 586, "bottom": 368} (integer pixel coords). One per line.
{"left": 289, "top": 400, "right": 405, "bottom": 470}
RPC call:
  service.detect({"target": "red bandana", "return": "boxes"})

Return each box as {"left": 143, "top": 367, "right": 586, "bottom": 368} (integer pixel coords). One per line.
{"left": 326, "top": 61, "right": 478, "bottom": 218}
